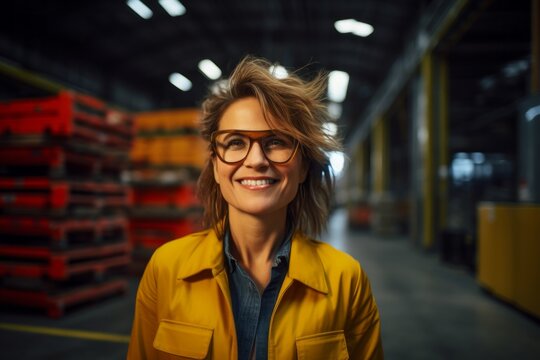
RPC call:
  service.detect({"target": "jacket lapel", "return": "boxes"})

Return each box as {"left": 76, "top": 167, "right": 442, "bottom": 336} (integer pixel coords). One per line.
{"left": 287, "top": 232, "right": 329, "bottom": 294}
{"left": 177, "top": 230, "right": 226, "bottom": 280}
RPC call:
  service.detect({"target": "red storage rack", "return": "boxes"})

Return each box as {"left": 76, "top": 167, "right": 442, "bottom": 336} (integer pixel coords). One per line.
{"left": 0, "top": 145, "right": 100, "bottom": 177}
{"left": 0, "top": 92, "right": 133, "bottom": 317}
{"left": 130, "top": 216, "right": 201, "bottom": 249}
{"left": 0, "top": 215, "right": 128, "bottom": 247}
{"left": 0, "top": 177, "right": 132, "bottom": 214}
{"left": 0, "top": 242, "right": 131, "bottom": 280}
{"left": 100, "top": 151, "right": 130, "bottom": 179}
{"left": 0, "top": 91, "right": 133, "bottom": 150}
{"left": 0, "top": 278, "right": 128, "bottom": 318}
{"left": 132, "top": 183, "right": 198, "bottom": 208}
{"left": 106, "top": 109, "right": 135, "bottom": 139}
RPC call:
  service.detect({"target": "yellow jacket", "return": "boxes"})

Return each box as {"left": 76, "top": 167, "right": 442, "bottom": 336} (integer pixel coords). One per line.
{"left": 128, "top": 229, "right": 383, "bottom": 359}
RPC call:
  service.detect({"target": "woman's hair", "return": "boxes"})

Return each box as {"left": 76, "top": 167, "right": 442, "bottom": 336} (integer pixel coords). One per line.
{"left": 197, "top": 56, "right": 342, "bottom": 238}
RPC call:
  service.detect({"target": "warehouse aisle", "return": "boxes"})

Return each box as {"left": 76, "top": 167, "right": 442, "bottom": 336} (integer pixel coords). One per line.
{"left": 1, "top": 209, "right": 540, "bottom": 359}
{"left": 324, "top": 209, "right": 540, "bottom": 360}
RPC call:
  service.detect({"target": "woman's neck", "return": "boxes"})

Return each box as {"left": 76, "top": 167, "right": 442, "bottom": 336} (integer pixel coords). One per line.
{"left": 227, "top": 209, "right": 287, "bottom": 269}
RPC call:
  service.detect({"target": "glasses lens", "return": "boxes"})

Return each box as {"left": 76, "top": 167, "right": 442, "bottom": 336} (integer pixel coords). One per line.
{"left": 261, "top": 133, "right": 296, "bottom": 163}
{"left": 214, "top": 132, "right": 251, "bottom": 163}
{"left": 214, "top": 131, "right": 297, "bottom": 164}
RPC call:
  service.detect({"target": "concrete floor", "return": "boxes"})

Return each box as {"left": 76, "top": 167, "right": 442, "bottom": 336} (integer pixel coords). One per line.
{"left": 1, "top": 209, "right": 539, "bottom": 359}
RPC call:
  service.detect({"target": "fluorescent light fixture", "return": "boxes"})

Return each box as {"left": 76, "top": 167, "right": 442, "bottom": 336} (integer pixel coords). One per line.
{"left": 327, "top": 102, "right": 343, "bottom": 119}
{"left": 159, "top": 0, "right": 186, "bottom": 17}
{"left": 472, "top": 152, "right": 485, "bottom": 164}
{"left": 335, "top": 19, "right": 374, "bottom": 37}
{"left": 269, "top": 65, "right": 288, "bottom": 79}
{"left": 323, "top": 122, "right": 338, "bottom": 137}
{"left": 127, "top": 0, "right": 153, "bottom": 19}
{"left": 329, "top": 151, "right": 345, "bottom": 176}
{"left": 502, "top": 59, "right": 529, "bottom": 78}
{"left": 328, "top": 70, "right": 349, "bottom": 103}
{"left": 525, "top": 105, "right": 540, "bottom": 122}
{"left": 169, "top": 72, "right": 192, "bottom": 91}
{"left": 198, "top": 59, "right": 222, "bottom": 80}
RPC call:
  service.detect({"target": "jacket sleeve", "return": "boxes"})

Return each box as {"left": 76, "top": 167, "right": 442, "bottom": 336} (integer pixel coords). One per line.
{"left": 127, "top": 252, "right": 160, "bottom": 360}
{"left": 346, "top": 261, "right": 384, "bottom": 359}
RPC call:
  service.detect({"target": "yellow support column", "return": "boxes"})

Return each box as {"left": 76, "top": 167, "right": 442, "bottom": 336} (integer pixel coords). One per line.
{"left": 355, "top": 140, "right": 368, "bottom": 197}
{"left": 420, "top": 54, "right": 435, "bottom": 248}
{"left": 371, "top": 115, "right": 397, "bottom": 236}
{"left": 438, "top": 58, "right": 449, "bottom": 231}
{"left": 371, "top": 116, "right": 389, "bottom": 196}
{"left": 347, "top": 140, "right": 371, "bottom": 229}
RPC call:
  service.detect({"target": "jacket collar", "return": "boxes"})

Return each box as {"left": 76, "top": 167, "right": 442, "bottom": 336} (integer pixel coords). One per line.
{"left": 177, "top": 229, "right": 226, "bottom": 279}
{"left": 178, "top": 229, "right": 329, "bottom": 295}
{"left": 288, "top": 232, "right": 329, "bottom": 294}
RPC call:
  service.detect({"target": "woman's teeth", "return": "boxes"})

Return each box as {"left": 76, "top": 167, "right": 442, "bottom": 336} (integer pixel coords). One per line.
{"left": 240, "top": 179, "right": 275, "bottom": 186}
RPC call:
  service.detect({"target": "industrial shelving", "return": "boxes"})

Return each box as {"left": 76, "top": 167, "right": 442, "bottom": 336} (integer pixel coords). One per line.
{"left": 127, "top": 109, "right": 205, "bottom": 273}
{"left": 0, "top": 90, "right": 133, "bottom": 317}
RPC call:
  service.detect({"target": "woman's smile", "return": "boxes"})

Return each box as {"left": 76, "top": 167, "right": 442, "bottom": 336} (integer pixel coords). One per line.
{"left": 238, "top": 177, "right": 278, "bottom": 188}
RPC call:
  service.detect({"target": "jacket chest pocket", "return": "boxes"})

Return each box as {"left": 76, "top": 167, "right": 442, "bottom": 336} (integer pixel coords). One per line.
{"left": 296, "top": 330, "right": 349, "bottom": 360}
{"left": 153, "top": 319, "right": 214, "bottom": 359}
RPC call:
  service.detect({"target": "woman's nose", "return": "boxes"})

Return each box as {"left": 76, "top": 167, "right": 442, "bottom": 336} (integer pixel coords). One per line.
{"left": 243, "top": 141, "right": 269, "bottom": 167}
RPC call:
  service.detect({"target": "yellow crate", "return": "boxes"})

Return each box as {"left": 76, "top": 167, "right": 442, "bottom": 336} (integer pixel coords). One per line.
{"left": 166, "top": 135, "right": 208, "bottom": 167}
{"left": 146, "top": 139, "right": 168, "bottom": 166}
{"left": 130, "top": 138, "right": 150, "bottom": 163}
{"left": 163, "top": 109, "right": 201, "bottom": 131}
{"left": 135, "top": 109, "right": 201, "bottom": 133}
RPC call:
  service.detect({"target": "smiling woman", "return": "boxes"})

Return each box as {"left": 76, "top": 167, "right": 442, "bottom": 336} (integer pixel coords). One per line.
{"left": 128, "top": 56, "right": 384, "bottom": 360}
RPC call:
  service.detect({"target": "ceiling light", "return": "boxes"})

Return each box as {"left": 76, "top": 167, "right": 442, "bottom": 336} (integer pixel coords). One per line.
{"left": 525, "top": 105, "right": 540, "bottom": 122}
{"left": 323, "top": 122, "right": 338, "bottom": 137}
{"left": 159, "top": 0, "right": 186, "bottom": 17}
{"left": 198, "top": 59, "right": 222, "bottom": 80}
{"left": 169, "top": 72, "right": 192, "bottom": 91}
{"left": 334, "top": 19, "right": 374, "bottom": 37}
{"left": 328, "top": 70, "right": 349, "bottom": 103}
{"left": 127, "top": 0, "right": 153, "bottom": 19}
{"left": 328, "top": 151, "right": 346, "bottom": 177}
{"left": 327, "top": 102, "right": 343, "bottom": 119}
{"left": 269, "top": 65, "right": 288, "bottom": 79}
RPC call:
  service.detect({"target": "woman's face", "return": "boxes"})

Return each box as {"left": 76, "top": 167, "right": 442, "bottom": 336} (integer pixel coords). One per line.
{"left": 213, "top": 97, "right": 307, "bottom": 219}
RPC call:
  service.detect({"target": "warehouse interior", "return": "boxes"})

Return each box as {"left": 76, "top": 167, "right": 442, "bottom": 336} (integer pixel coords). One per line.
{"left": 0, "top": 0, "right": 539, "bottom": 359}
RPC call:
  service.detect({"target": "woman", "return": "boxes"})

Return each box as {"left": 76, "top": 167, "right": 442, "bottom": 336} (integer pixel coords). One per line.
{"left": 128, "top": 57, "right": 383, "bottom": 359}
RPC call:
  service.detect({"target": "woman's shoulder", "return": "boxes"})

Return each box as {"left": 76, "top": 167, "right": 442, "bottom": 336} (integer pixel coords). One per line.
{"left": 152, "top": 229, "right": 214, "bottom": 261}
{"left": 297, "top": 234, "right": 362, "bottom": 275}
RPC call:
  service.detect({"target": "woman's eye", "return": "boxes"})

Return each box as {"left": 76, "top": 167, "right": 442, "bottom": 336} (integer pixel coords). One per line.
{"left": 226, "top": 138, "right": 247, "bottom": 149}
{"left": 265, "top": 136, "right": 290, "bottom": 148}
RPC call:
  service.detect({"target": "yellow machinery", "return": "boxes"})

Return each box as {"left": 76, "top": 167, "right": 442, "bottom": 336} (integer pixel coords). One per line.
{"left": 477, "top": 203, "right": 540, "bottom": 318}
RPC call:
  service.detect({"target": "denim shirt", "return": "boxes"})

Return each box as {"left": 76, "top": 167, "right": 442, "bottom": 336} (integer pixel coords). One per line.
{"left": 223, "top": 229, "right": 291, "bottom": 360}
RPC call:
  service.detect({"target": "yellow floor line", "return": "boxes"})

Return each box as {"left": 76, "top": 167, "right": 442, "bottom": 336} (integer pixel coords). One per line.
{"left": 0, "top": 322, "right": 130, "bottom": 343}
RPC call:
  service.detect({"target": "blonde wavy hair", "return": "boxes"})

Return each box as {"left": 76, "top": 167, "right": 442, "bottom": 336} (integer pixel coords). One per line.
{"left": 197, "top": 56, "right": 341, "bottom": 238}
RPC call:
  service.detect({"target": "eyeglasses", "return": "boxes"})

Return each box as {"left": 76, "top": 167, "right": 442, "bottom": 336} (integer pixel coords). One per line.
{"left": 211, "top": 129, "right": 300, "bottom": 164}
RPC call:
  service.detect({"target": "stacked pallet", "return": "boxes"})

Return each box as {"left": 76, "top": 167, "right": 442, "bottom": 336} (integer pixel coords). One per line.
{"left": 0, "top": 91, "right": 133, "bottom": 317}
{"left": 128, "top": 109, "right": 205, "bottom": 273}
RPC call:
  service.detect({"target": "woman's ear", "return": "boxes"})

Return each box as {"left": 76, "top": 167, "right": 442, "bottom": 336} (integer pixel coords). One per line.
{"left": 212, "top": 157, "right": 220, "bottom": 184}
